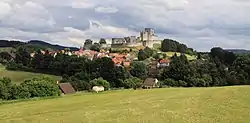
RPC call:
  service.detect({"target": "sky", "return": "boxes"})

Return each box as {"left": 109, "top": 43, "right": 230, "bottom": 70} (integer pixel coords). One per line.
{"left": 0, "top": 0, "right": 250, "bottom": 51}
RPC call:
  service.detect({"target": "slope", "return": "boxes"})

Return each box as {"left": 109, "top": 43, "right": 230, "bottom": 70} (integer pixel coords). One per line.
{"left": 0, "top": 64, "right": 61, "bottom": 84}
{"left": 0, "top": 86, "right": 249, "bottom": 123}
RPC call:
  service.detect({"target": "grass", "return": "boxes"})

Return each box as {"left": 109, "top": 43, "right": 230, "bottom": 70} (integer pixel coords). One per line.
{"left": 0, "top": 86, "right": 249, "bottom": 123}
{"left": 159, "top": 51, "right": 197, "bottom": 60}
{"left": 0, "top": 64, "right": 61, "bottom": 84}
{"left": 0, "top": 47, "right": 14, "bottom": 53}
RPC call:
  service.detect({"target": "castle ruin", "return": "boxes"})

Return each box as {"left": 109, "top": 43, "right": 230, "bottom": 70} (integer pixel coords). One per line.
{"left": 110, "top": 28, "right": 162, "bottom": 48}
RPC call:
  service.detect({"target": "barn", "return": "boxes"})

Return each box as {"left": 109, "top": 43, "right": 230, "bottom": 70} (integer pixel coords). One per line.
{"left": 58, "top": 83, "right": 76, "bottom": 95}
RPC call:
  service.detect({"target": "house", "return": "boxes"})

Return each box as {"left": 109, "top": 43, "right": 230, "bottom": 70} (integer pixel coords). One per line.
{"left": 159, "top": 59, "right": 170, "bottom": 68}
{"left": 123, "top": 61, "right": 131, "bottom": 68}
{"left": 143, "top": 78, "right": 159, "bottom": 89}
{"left": 73, "top": 50, "right": 98, "bottom": 60}
{"left": 58, "top": 83, "right": 76, "bottom": 95}
{"left": 30, "top": 52, "right": 35, "bottom": 58}
{"left": 112, "top": 57, "right": 125, "bottom": 66}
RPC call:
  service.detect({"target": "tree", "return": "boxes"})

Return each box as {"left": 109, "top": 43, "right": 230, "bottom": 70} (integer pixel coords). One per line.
{"left": 90, "top": 78, "right": 110, "bottom": 90}
{"left": 161, "top": 39, "right": 178, "bottom": 52}
{"left": 91, "top": 57, "right": 116, "bottom": 86}
{"left": 162, "top": 55, "right": 193, "bottom": 82}
{"left": 138, "top": 49, "right": 148, "bottom": 61}
{"left": 112, "top": 66, "right": 130, "bottom": 87}
{"left": 144, "top": 47, "right": 153, "bottom": 57}
{"left": 99, "top": 38, "right": 107, "bottom": 44}
{"left": 130, "top": 61, "right": 147, "bottom": 78}
{"left": 177, "top": 44, "right": 187, "bottom": 53}
{"left": 15, "top": 46, "right": 31, "bottom": 66}
{"left": 90, "top": 43, "right": 101, "bottom": 52}
{"left": 31, "top": 50, "right": 43, "bottom": 69}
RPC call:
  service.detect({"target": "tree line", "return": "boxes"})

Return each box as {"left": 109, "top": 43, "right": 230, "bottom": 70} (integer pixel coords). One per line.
{"left": 159, "top": 47, "right": 250, "bottom": 87}
{"left": 161, "top": 39, "right": 195, "bottom": 55}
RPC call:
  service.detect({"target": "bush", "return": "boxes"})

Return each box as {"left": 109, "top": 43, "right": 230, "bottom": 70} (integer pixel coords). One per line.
{"left": 188, "top": 77, "right": 210, "bottom": 87}
{"left": 122, "top": 77, "right": 143, "bottom": 89}
{"left": 10, "top": 85, "right": 31, "bottom": 100}
{"left": 69, "top": 79, "right": 91, "bottom": 91}
{"left": 160, "top": 78, "right": 187, "bottom": 87}
{"left": 0, "top": 77, "right": 12, "bottom": 100}
{"left": 90, "top": 78, "right": 110, "bottom": 91}
{"left": 21, "top": 77, "right": 61, "bottom": 98}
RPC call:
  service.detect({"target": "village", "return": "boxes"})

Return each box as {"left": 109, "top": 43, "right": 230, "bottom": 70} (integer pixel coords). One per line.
{"left": 30, "top": 28, "right": 170, "bottom": 71}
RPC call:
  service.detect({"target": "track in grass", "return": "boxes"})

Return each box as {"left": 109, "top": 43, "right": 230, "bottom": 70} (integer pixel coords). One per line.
{"left": 0, "top": 86, "right": 249, "bottom": 123}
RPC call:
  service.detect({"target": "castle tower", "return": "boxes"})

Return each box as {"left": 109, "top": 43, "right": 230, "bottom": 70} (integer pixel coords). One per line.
{"left": 141, "top": 28, "right": 155, "bottom": 47}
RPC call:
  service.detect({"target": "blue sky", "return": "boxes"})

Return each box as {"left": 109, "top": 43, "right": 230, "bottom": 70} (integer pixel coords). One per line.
{"left": 0, "top": 0, "right": 249, "bottom": 51}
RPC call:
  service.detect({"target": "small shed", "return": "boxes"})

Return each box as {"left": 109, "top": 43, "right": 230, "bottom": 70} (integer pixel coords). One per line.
{"left": 143, "top": 78, "right": 159, "bottom": 89}
{"left": 58, "top": 83, "right": 76, "bottom": 95}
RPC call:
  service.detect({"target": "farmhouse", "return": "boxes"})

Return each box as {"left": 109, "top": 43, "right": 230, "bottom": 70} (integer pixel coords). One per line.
{"left": 143, "top": 78, "right": 159, "bottom": 89}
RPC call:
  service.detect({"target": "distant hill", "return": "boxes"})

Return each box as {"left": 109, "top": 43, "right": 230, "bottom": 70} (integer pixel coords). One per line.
{"left": 0, "top": 40, "right": 24, "bottom": 48}
{"left": 225, "top": 49, "right": 250, "bottom": 54}
{"left": 27, "top": 40, "right": 79, "bottom": 51}
{"left": 0, "top": 40, "right": 79, "bottom": 51}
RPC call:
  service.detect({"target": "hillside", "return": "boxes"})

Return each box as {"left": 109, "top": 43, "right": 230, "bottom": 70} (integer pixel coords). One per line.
{"left": 0, "top": 40, "right": 79, "bottom": 51}
{"left": 0, "top": 64, "right": 61, "bottom": 84}
{"left": 0, "top": 86, "right": 249, "bottom": 123}
{"left": 27, "top": 40, "right": 79, "bottom": 51}
{"left": 225, "top": 49, "right": 250, "bottom": 54}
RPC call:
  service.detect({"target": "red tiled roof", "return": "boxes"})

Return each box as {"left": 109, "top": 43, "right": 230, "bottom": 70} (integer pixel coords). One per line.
{"left": 160, "top": 59, "right": 169, "bottom": 64}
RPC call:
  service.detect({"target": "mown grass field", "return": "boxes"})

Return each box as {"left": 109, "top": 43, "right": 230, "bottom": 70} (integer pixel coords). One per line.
{"left": 0, "top": 86, "right": 249, "bottom": 123}
{"left": 0, "top": 64, "right": 61, "bottom": 84}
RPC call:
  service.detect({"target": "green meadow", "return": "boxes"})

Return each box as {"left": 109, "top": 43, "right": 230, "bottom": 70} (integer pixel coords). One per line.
{"left": 0, "top": 86, "right": 249, "bottom": 123}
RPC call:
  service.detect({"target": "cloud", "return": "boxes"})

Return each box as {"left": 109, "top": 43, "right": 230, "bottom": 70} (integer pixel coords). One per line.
{"left": 0, "top": 2, "right": 11, "bottom": 20}
{"left": 0, "top": 0, "right": 249, "bottom": 51}
{"left": 71, "top": 0, "right": 95, "bottom": 9}
{"left": 95, "top": 6, "right": 118, "bottom": 13}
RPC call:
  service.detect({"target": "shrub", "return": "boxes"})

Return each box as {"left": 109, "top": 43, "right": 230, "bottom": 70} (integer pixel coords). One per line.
{"left": 160, "top": 78, "right": 187, "bottom": 87}
{"left": 123, "top": 77, "right": 143, "bottom": 89}
{"left": 69, "top": 79, "right": 91, "bottom": 91}
{"left": 0, "top": 77, "right": 12, "bottom": 100}
{"left": 90, "top": 78, "right": 110, "bottom": 91}
{"left": 21, "top": 77, "right": 61, "bottom": 98}
{"left": 178, "top": 80, "right": 188, "bottom": 87}
{"left": 10, "top": 85, "right": 31, "bottom": 100}
{"left": 188, "top": 77, "right": 209, "bottom": 87}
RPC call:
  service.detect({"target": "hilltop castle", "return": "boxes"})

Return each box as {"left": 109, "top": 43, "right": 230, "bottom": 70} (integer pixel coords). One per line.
{"left": 110, "top": 28, "right": 162, "bottom": 48}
